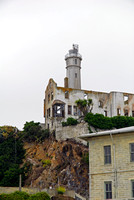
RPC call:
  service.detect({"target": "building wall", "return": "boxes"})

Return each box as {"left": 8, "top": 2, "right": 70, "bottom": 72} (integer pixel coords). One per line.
{"left": 44, "top": 79, "right": 134, "bottom": 131}
{"left": 88, "top": 132, "right": 134, "bottom": 200}
{"left": 55, "top": 122, "right": 88, "bottom": 145}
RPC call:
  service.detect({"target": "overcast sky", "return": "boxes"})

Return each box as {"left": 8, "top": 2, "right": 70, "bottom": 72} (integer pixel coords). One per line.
{"left": 0, "top": 0, "right": 134, "bottom": 130}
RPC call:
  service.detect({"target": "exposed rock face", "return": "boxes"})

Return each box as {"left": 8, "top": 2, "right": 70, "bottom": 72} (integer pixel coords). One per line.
{"left": 24, "top": 138, "right": 89, "bottom": 199}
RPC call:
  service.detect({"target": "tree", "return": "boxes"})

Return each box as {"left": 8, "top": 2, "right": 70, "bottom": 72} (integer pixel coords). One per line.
{"left": 22, "top": 121, "right": 49, "bottom": 142}
{"left": 75, "top": 99, "right": 93, "bottom": 116}
{"left": 0, "top": 126, "right": 26, "bottom": 187}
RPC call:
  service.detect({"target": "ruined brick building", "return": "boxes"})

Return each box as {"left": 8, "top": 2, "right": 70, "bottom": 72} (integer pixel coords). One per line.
{"left": 44, "top": 45, "right": 134, "bottom": 130}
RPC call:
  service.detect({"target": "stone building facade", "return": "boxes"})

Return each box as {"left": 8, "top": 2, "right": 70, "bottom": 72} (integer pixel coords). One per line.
{"left": 80, "top": 126, "right": 134, "bottom": 200}
{"left": 44, "top": 45, "right": 134, "bottom": 130}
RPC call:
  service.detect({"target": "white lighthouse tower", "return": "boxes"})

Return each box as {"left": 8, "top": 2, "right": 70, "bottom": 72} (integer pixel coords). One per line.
{"left": 65, "top": 44, "right": 82, "bottom": 89}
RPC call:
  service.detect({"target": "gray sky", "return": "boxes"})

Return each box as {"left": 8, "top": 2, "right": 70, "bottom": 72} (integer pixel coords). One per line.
{"left": 0, "top": 0, "right": 134, "bottom": 130}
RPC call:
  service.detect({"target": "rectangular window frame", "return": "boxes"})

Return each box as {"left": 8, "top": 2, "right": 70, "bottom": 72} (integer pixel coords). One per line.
{"left": 117, "top": 108, "right": 121, "bottom": 116}
{"left": 65, "top": 91, "right": 69, "bottom": 99}
{"left": 73, "top": 106, "right": 78, "bottom": 116}
{"left": 104, "top": 145, "right": 111, "bottom": 165}
{"left": 75, "top": 59, "right": 77, "bottom": 64}
{"left": 130, "top": 143, "right": 134, "bottom": 162}
{"left": 131, "top": 180, "right": 134, "bottom": 198}
{"left": 104, "top": 110, "right": 107, "bottom": 117}
{"left": 104, "top": 181, "right": 112, "bottom": 199}
{"left": 68, "top": 105, "right": 72, "bottom": 115}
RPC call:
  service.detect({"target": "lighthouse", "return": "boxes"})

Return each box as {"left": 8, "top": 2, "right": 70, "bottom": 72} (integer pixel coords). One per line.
{"left": 65, "top": 44, "right": 82, "bottom": 89}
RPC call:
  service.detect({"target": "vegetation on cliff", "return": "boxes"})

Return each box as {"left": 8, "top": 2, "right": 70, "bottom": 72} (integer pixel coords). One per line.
{"left": 21, "top": 121, "right": 49, "bottom": 142}
{"left": 0, "top": 191, "right": 50, "bottom": 200}
{"left": 0, "top": 126, "right": 26, "bottom": 187}
{"left": 84, "top": 113, "right": 134, "bottom": 132}
{"left": 0, "top": 122, "right": 49, "bottom": 187}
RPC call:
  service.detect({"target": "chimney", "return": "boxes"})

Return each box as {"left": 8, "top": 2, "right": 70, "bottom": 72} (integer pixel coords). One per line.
{"left": 64, "top": 77, "right": 68, "bottom": 88}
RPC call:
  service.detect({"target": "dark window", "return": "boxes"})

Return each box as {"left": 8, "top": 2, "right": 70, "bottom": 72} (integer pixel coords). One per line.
{"left": 117, "top": 108, "right": 121, "bottom": 116}
{"left": 75, "top": 73, "right": 77, "bottom": 78}
{"left": 75, "top": 59, "right": 77, "bottom": 64}
{"left": 47, "top": 108, "right": 51, "bottom": 118}
{"left": 51, "top": 92, "right": 53, "bottom": 100}
{"left": 132, "top": 181, "right": 134, "bottom": 197}
{"left": 52, "top": 104, "right": 65, "bottom": 118}
{"left": 130, "top": 143, "right": 134, "bottom": 162}
{"left": 48, "top": 94, "right": 50, "bottom": 103}
{"left": 47, "top": 124, "right": 49, "bottom": 129}
{"left": 68, "top": 105, "right": 72, "bottom": 115}
{"left": 104, "top": 146, "right": 111, "bottom": 164}
{"left": 104, "top": 110, "right": 107, "bottom": 117}
{"left": 105, "top": 182, "right": 112, "bottom": 199}
{"left": 132, "top": 111, "right": 134, "bottom": 117}
{"left": 124, "top": 109, "right": 128, "bottom": 116}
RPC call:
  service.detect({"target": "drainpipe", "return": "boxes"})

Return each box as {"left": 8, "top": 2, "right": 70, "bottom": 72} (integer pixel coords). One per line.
{"left": 110, "top": 132, "right": 117, "bottom": 199}
{"left": 89, "top": 142, "right": 91, "bottom": 200}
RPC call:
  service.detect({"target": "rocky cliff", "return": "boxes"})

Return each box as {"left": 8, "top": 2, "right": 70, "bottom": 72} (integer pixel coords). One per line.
{"left": 24, "top": 137, "right": 89, "bottom": 199}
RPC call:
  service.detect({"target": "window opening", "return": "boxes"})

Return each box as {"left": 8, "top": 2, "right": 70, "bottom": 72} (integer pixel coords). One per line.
{"left": 48, "top": 94, "right": 50, "bottom": 103}
{"left": 75, "top": 73, "right": 77, "bottom": 78}
{"left": 65, "top": 91, "right": 69, "bottom": 99}
{"left": 51, "top": 92, "right": 53, "bottom": 100}
{"left": 132, "top": 111, "right": 134, "bottom": 117}
{"left": 117, "top": 108, "right": 121, "bottom": 116}
{"left": 47, "top": 108, "right": 51, "bottom": 118}
{"left": 84, "top": 93, "right": 88, "bottom": 100}
{"left": 99, "top": 100, "right": 103, "bottom": 108}
{"left": 105, "top": 181, "right": 112, "bottom": 199}
{"left": 52, "top": 104, "right": 65, "bottom": 118}
{"left": 73, "top": 106, "right": 78, "bottom": 116}
{"left": 104, "top": 110, "right": 107, "bottom": 117}
{"left": 104, "top": 145, "right": 111, "bottom": 164}
{"left": 132, "top": 181, "right": 134, "bottom": 197}
{"left": 124, "top": 95, "right": 128, "bottom": 104}
{"left": 47, "top": 124, "right": 49, "bottom": 130}
{"left": 75, "top": 59, "right": 77, "bottom": 64}
{"left": 68, "top": 105, "right": 72, "bottom": 115}
{"left": 124, "top": 109, "right": 128, "bottom": 116}
{"left": 130, "top": 143, "right": 134, "bottom": 162}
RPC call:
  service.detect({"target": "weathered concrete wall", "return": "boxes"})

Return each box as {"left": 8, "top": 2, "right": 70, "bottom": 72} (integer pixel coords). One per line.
{"left": 44, "top": 79, "right": 134, "bottom": 131}
{"left": 56, "top": 122, "right": 88, "bottom": 145}
{"left": 88, "top": 131, "right": 134, "bottom": 200}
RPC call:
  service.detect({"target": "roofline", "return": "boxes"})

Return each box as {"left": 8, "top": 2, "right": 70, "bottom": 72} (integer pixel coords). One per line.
{"left": 79, "top": 126, "right": 134, "bottom": 141}
{"left": 56, "top": 86, "right": 134, "bottom": 95}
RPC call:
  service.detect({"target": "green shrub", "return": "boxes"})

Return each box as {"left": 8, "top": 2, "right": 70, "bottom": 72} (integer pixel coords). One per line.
{"left": 0, "top": 191, "right": 30, "bottom": 200}
{"left": 62, "top": 122, "right": 68, "bottom": 127}
{"left": 9, "top": 191, "right": 30, "bottom": 200}
{"left": 67, "top": 117, "right": 78, "bottom": 125}
{"left": 28, "top": 192, "right": 50, "bottom": 200}
{"left": 62, "top": 117, "right": 78, "bottom": 127}
{"left": 22, "top": 121, "right": 49, "bottom": 142}
{"left": 84, "top": 113, "right": 134, "bottom": 130}
{"left": 0, "top": 193, "right": 11, "bottom": 200}
{"left": 111, "top": 116, "right": 134, "bottom": 128}
{"left": 0, "top": 131, "right": 26, "bottom": 187}
{"left": 57, "top": 186, "right": 66, "bottom": 195}
{"left": 85, "top": 113, "right": 113, "bottom": 130}
{"left": 42, "top": 159, "right": 51, "bottom": 168}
